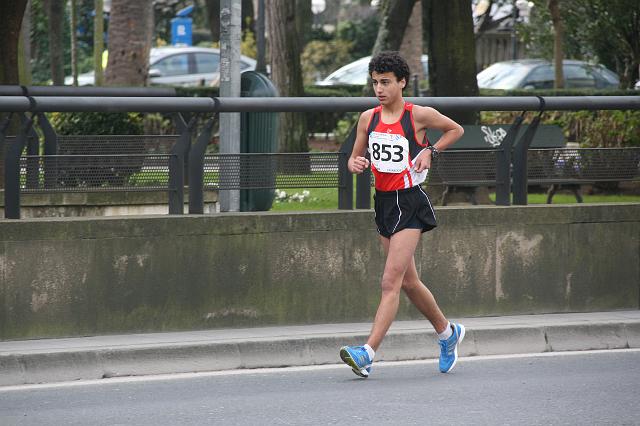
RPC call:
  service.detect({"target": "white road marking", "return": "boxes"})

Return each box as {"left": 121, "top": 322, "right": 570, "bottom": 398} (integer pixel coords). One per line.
{"left": 1, "top": 348, "right": 638, "bottom": 392}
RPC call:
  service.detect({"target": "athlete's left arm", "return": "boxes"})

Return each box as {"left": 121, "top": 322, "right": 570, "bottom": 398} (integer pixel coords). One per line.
{"left": 412, "top": 106, "right": 464, "bottom": 172}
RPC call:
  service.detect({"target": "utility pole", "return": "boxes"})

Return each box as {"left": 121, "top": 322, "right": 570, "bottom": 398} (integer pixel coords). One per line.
{"left": 219, "top": 0, "right": 242, "bottom": 211}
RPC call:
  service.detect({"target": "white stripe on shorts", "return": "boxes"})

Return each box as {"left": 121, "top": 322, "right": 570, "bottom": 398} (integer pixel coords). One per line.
{"left": 418, "top": 185, "right": 436, "bottom": 220}
{"left": 391, "top": 190, "right": 402, "bottom": 234}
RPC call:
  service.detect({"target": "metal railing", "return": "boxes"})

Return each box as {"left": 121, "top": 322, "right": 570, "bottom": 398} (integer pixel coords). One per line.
{"left": 1, "top": 93, "right": 639, "bottom": 218}
{"left": 202, "top": 153, "right": 343, "bottom": 190}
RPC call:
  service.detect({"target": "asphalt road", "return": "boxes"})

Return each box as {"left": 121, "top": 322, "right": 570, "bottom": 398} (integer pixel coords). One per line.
{"left": 1, "top": 350, "right": 639, "bottom": 426}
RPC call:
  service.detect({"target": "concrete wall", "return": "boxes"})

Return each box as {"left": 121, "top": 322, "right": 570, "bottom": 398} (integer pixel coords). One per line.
{"left": 1, "top": 204, "right": 638, "bottom": 340}
{"left": 0, "top": 191, "right": 218, "bottom": 218}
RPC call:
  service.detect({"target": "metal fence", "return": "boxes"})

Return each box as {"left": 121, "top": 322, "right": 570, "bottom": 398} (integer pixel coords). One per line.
{"left": 2, "top": 93, "right": 639, "bottom": 218}
{"left": 527, "top": 148, "right": 640, "bottom": 185}
{"left": 203, "top": 153, "right": 343, "bottom": 190}
{"left": 429, "top": 149, "right": 499, "bottom": 186}
{"left": 19, "top": 154, "right": 175, "bottom": 193}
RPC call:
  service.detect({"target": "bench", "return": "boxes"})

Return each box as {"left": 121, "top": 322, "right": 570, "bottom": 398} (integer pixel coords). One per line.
{"left": 425, "top": 126, "right": 639, "bottom": 204}
{"left": 425, "top": 125, "right": 565, "bottom": 204}
{"left": 527, "top": 147, "right": 640, "bottom": 202}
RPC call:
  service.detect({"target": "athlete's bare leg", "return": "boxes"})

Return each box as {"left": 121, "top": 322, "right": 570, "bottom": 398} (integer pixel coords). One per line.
{"left": 366, "top": 228, "right": 422, "bottom": 351}
{"left": 401, "top": 256, "right": 449, "bottom": 333}
{"left": 367, "top": 232, "right": 449, "bottom": 352}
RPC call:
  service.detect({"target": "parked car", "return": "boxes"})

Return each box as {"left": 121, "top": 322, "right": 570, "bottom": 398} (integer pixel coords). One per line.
{"left": 477, "top": 59, "right": 620, "bottom": 90}
{"left": 64, "top": 46, "right": 257, "bottom": 86}
{"left": 316, "top": 54, "right": 429, "bottom": 86}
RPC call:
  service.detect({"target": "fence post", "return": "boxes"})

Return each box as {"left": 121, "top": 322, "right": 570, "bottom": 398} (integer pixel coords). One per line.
{"left": 169, "top": 113, "right": 196, "bottom": 214}
{"left": 355, "top": 168, "right": 371, "bottom": 209}
{"left": 25, "top": 121, "right": 39, "bottom": 189}
{"left": 188, "top": 117, "right": 215, "bottom": 214}
{"left": 338, "top": 125, "right": 357, "bottom": 210}
{"left": 338, "top": 152, "right": 352, "bottom": 210}
{"left": 495, "top": 112, "right": 525, "bottom": 206}
{"left": 512, "top": 98, "right": 545, "bottom": 205}
{"left": 4, "top": 114, "right": 33, "bottom": 219}
{"left": 37, "top": 113, "right": 58, "bottom": 189}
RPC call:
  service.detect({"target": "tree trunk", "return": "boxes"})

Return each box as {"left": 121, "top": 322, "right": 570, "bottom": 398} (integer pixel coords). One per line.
{"left": 18, "top": 0, "right": 32, "bottom": 85}
{"left": 548, "top": 0, "right": 564, "bottom": 89}
{"left": 0, "top": 0, "right": 28, "bottom": 189}
{"left": 399, "top": 0, "right": 424, "bottom": 91}
{"left": 423, "top": 0, "right": 479, "bottom": 124}
{"left": 362, "top": 0, "right": 415, "bottom": 96}
{"left": 371, "top": 0, "right": 416, "bottom": 57}
{"left": 94, "top": 0, "right": 104, "bottom": 86}
{"left": 105, "top": 0, "right": 153, "bottom": 86}
{"left": 69, "top": 0, "right": 78, "bottom": 86}
{"left": 46, "top": 0, "right": 65, "bottom": 85}
{"left": 266, "top": 0, "right": 308, "bottom": 155}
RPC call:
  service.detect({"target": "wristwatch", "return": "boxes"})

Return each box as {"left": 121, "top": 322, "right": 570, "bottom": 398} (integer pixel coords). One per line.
{"left": 427, "top": 145, "right": 440, "bottom": 159}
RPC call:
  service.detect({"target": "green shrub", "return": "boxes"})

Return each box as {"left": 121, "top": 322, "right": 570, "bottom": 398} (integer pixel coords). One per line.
{"left": 48, "top": 111, "right": 144, "bottom": 136}
{"left": 47, "top": 112, "right": 145, "bottom": 188}
{"left": 175, "top": 86, "right": 219, "bottom": 97}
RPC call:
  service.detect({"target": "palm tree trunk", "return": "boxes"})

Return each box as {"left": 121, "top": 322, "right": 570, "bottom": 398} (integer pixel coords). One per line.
{"left": 423, "top": 0, "right": 479, "bottom": 124}
{"left": 46, "top": 0, "right": 65, "bottom": 85}
{"left": 105, "top": 0, "right": 153, "bottom": 86}
{"left": 266, "top": 0, "right": 308, "bottom": 157}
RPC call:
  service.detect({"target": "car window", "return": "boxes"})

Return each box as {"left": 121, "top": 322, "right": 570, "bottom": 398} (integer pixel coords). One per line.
{"left": 564, "top": 64, "right": 595, "bottom": 88}
{"left": 239, "top": 61, "right": 252, "bottom": 71}
{"left": 594, "top": 65, "right": 620, "bottom": 85}
{"left": 153, "top": 54, "right": 189, "bottom": 76}
{"left": 194, "top": 53, "right": 220, "bottom": 73}
{"left": 521, "top": 65, "right": 554, "bottom": 89}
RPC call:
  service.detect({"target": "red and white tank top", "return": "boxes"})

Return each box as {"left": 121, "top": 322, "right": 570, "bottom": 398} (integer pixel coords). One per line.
{"left": 366, "top": 102, "right": 430, "bottom": 191}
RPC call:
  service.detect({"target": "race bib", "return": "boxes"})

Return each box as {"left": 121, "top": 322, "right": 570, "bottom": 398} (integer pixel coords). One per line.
{"left": 368, "top": 131, "right": 409, "bottom": 173}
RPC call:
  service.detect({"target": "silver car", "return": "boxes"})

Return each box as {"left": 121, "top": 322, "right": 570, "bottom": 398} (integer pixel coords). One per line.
{"left": 65, "top": 46, "right": 257, "bottom": 86}
{"left": 477, "top": 59, "right": 620, "bottom": 90}
{"left": 316, "top": 55, "right": 429, "bottom": 86}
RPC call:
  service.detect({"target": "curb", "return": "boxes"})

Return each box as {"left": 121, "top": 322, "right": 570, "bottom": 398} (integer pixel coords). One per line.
{"left": 1, "top": 316, "right": 639, "bottom": 386}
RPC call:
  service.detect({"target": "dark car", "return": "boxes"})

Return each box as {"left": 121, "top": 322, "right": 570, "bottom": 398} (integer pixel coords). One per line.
{"left": 477, "top": 59, "right": 620, "bottom": 90}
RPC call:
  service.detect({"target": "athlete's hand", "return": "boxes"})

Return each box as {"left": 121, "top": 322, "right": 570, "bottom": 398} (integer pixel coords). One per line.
{"left": 413, "top": 150, "right": 431, "bottom": 173}
{"left": 348, "top": 156, "right": 370, "bottom": 174}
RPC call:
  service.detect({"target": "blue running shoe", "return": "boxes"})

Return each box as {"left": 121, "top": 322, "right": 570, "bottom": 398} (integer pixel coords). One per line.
{"left": 439, "top": 323, "right": 465, "bottom": 373}
{"left": 339, "top": 346, "right": 372, "bottom": 378}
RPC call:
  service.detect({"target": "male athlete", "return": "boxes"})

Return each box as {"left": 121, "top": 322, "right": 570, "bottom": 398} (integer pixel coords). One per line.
{"left": 339, "top": 51, "right": 465, "bottom": 378}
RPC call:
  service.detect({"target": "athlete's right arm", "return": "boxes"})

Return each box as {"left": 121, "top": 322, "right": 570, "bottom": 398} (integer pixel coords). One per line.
{"left": 348, "top": 110, "right": 372, "bottom": 174}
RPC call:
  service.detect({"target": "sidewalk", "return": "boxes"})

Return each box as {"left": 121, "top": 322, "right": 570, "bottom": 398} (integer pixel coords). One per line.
{"left": 1, "top": 310, "right": 639, "bottom": 386}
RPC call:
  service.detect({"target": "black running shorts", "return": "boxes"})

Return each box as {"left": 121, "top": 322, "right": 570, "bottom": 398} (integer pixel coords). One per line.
{"left": 374, "top": 185, "right": 437, "bottom": 238}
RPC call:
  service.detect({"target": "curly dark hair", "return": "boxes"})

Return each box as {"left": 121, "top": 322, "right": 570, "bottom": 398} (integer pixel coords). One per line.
{"left": 368, "top": 51, "right": 411, "bottom": 84}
